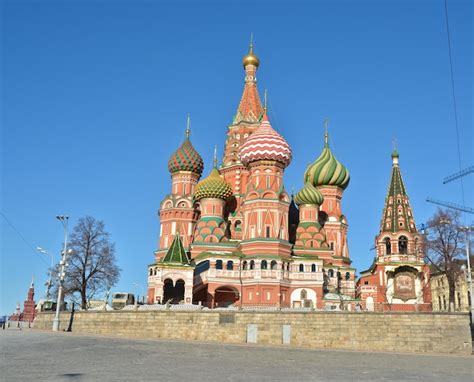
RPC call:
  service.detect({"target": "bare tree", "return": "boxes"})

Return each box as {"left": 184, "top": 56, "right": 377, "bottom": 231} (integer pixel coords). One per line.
{"left": 52, "top": 216, "right": 120, "bottom": 309}
{"left": 426, "top": 209, "right": 464, "bottom": 311}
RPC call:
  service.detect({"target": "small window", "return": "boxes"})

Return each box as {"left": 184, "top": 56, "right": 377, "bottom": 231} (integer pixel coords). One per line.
{"left": 250, "top": 260, "right": 255, "bottom": 270}
{"left": 149, "top": 268, "right": 153, "bottom": 276}
{"left": 345, "top": 272, "right": 350, "bottom": 280}
{"left": 364, "top": 281, "right": 369, "bottom": 285}
{"left": 261, "top": 260, "right": 268, "bottom": 270}
{"left": 226, "top": 260, "right": 233, "bottom": 270}
{"left": 328, "top": 269, "right": 334, "bottom": 277}
{"left": 399, "top": 236, "right": 408, "bottom": 254}
{"left": 216, "top": 260, "right": 223, "bottom": 270}
{"left": 242, "top": 260, "right": 248, "bottom": 270}
{"left": 265, "top": 226, "right": 271, "bottom": 238}
{"left": 300, "top": 289, "right": 307, "bottom": 300}
{"left": 270, "top": 260, "right": 277, "bottom": 270}
{"left": 311, "top": 264, "right": 316, "bottom": 273}
{"left": 384, "top": 237, "right": 391, "bottom": 255}
{"left": 299, "top": 264, "right": 304, "bottom": 272}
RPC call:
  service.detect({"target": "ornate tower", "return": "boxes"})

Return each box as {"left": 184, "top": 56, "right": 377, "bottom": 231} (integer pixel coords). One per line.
{"left": 239, "top": 111, "right": 293, "bottom": 256}
{"left": 193, "top": 149, "right": 233, "bottom": 244}
{"left": 158, "top": 116, "right": 204, "bottom": 256}
{"left": 220, "top": 38, "right": 264, "bottom": 240}
{"left": 294, "top": 182, "right": 328, "bottom": 249}
{"left": 304, "top": 128, "right": 350, "bottom": 265}
{"left": 23, "top": 276, "right": 36, "bottom": 322}
{"left": 357, "top": 149, "right": 431, "bottom": 311}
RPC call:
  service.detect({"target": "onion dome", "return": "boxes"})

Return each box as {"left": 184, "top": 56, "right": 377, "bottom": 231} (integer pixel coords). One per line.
{"left": 304, "top": 131, "right": 350, "bottom": 190}
{"left": 195, "top": 152, "right": 233, "bottom": 201}
{"left": 167, "top": 116, "right": 204, "bottom": 176}
{"left": 294, "top": 182, "right": 324, "bottom": 206}
{"left": 242, "top": 37, "right": 260, "bottom": 68}
{"left": 239, "top": 114, "right": 292, "bottom": 167}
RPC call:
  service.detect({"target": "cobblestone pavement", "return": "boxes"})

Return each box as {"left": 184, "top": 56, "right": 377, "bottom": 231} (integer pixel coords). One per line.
{"left": 1, "top": 329, "right": 473, "bottom": 381}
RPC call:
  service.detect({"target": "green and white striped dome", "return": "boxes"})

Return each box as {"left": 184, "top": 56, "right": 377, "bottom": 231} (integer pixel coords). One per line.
{"left": 304, "top": 135, "right": 350, "bottom": 190}
{"left": 294, "top": 182, "right": 324, "bottom": 206}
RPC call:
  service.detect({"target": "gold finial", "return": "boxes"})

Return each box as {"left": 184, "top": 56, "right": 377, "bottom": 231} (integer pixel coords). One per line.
{"left": 324, "top": 118, "right": 329, "bottom": 146}
{"left": 185, "top": 113, "right": 191, "bottom": 139}
{"left": 213, "top": 145, "right": 218, "bottom": 168}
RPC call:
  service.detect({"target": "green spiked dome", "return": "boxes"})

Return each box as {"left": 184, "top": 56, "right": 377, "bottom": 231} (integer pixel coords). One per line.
{"left": 294, "top": 182, "right": 324, "bottom": 206}
{"left": 167, "top": 116, "right": 204, "bottom": 176}
{"left": 304, "top": 133, "right": 350, "bottom": 190}
{"left": 195, "top": 167, "right": 233, "bottom": 201}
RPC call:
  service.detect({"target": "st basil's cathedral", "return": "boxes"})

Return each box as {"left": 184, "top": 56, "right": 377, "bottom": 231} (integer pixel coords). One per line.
{"left": 146, "top": 41, "right": 432, "bottom": 312}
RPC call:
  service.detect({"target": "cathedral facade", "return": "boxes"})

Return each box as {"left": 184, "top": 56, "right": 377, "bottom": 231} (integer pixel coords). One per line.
{"left": 147, "top": 43, "right": 356, "bottom": 309}
{"left": 356, "top": 150, "right": 432, "bottom": 311}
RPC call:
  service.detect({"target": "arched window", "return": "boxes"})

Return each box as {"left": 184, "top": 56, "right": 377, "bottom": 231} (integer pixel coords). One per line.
{"left": 345, "top": 272, "right": 350, "bottom": 280}
{"left": 149, "top": 268, "right": 153, "bottom": 276}
{"left": 299, "top": 264, "right": 304, "bottom": 272}
{"left": 226, "top": 260, "right": 233, "bottom": 270}
{"left": 261, "top": 260, "right": 268, "bottom": 270}
{"left": 328, "top": 269, "right": 334, "bottom": 278}
{"left": 216, "top": 260, "right": 223, "bottom": 270}
{"left": 286, "top": 263, "right": 290, "bottom": 271}
{"left": 154, "top": 268, "right": 157, "bottom": 276}
{"left": 242, "top": 260, "right": 248, "bottom": 270}
{"left": 384, "top": 237, "right": 391, "bottom": 255}
{"left": 249, "top": 260, "right": 255, "bottom": 270}
{"left": 235, "top": 220, "right": 242, "bottom": 230}
{"left": 399, "top": 236, "right": 408, "bottom": 254}
{"left": 300, "top": 289, "right": 307, "bottom": 300}
{"left": 270, "top": 260, "right": 277, "bottom": 270}
{"left": 311, "top": 264, "right": 316, "bottom": 273}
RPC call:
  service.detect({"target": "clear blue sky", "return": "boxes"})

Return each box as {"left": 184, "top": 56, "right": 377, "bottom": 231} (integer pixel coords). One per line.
{"left": 1, "top": 0, "right": 472, "bottom": 315}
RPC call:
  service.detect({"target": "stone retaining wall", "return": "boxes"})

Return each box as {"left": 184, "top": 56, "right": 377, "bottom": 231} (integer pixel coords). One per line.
{"left": 34, "top": 310, "right": 472, "bottom": 355}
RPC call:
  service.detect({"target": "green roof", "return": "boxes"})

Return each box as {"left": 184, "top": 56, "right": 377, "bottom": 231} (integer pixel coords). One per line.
{"left": 380, "top": 151, "right": 417, "bottom": 234}
{"left": 161, "top": 234, "right": 189, "bottom": 264}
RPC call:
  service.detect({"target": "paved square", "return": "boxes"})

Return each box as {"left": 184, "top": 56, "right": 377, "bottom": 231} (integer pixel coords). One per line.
{"left": 1, "top": 329, "right": 473, "bottom": 381}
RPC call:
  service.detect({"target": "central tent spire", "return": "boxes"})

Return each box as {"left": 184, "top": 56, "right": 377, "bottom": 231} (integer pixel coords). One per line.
{"left": 233, "top": 35, "right": 263, "bottom": 124}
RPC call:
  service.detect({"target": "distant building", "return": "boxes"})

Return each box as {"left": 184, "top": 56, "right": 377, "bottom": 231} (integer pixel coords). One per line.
{"left": 430, "top": 268, "right": 473, "bottom": 311}
{"left": 147, "top": 42, "right": 357, "bottom": 309}
{"left": 356, "top": 150, "right": 432, "bottom": 312}
{"left": 9, "top": 277, "right": 36, "bottom": 322}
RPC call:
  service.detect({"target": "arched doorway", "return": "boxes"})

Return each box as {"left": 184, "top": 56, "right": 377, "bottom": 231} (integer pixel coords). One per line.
{"left": 214, "top": 286, "right": 239, "bottom": 307}
{"left": 163, "top": 278, "right": 185, "bottom": 304}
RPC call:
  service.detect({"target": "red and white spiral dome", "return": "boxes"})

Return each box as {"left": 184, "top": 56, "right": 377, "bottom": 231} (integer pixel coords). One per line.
{"left": 239, "top": 114, "right": 292, "bottom": 168}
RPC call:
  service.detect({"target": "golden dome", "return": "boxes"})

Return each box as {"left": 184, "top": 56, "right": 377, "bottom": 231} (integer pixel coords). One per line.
{"left": 243, "top": 50, "right": 260, "bottom": 68}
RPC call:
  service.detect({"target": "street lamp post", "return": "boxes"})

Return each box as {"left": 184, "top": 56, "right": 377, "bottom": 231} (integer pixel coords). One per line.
{"left": 53, "top": 215, "right": 69, "bottom": 331}
{"left": 132, "top": 282, "right": 143, "bottom": 305}
{"left": 37, "top": 247, "right": 54, "bottom": 301}
{"left": 458, "top": 226, "right": 473, "bottom": 323}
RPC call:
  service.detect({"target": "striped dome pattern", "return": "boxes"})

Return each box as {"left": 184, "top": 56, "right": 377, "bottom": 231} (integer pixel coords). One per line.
{"left": 304, "top": 142, "right": 350, "bottom": 190}
{"left": 294, "top": 182, "right": 324, "bottom": 206}
{"left": 168, "top": 138, "right": 204, "bottom": 176}
{"left": 239, "top": 115, "right": 292, "bottom": 167}
{"left": 195, "top": 168, "right": 233, "bottom": 201}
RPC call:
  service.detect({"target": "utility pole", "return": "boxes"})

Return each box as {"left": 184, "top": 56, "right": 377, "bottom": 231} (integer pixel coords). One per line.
{"left": 53, "top": 215, "right": 69, "bottom": 331}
